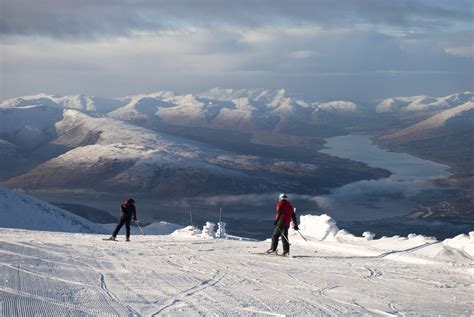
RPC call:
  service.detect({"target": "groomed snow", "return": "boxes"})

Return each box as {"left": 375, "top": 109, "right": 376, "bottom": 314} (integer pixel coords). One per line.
{"left": 1, "top": 211, "right": 473, "bottom": 315}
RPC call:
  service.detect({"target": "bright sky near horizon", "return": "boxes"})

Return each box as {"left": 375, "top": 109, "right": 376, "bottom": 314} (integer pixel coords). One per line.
{"left": 1, "top": 0, "right": 473, "bottom": 102}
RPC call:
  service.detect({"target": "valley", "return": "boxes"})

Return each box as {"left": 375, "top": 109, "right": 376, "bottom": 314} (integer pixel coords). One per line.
{"left": 0, "top": 89, "right": 472, "bottom": 237}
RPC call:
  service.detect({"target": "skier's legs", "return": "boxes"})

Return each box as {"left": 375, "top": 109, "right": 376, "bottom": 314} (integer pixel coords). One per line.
{"left": 282, "top": 227, "right": 290, "bottom": 253}
{"left": 112, "top": 216, "right": 126, "bottom": 237}
{"left": 125, "top": 217, "right": 131, "bottom": 239}
{"left": 270, "top": 226, "right": 282, "bottom": 251}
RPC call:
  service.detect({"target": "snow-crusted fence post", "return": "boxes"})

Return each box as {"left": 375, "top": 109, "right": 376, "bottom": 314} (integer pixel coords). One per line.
{"left": 215, "top": 207, "right": 227, "bottom": 239}
{"left": 201, "top": 222, "right": 216, "bottom": 238}
{"left": 216, "top": 221, "right": 227, "bottom": 239}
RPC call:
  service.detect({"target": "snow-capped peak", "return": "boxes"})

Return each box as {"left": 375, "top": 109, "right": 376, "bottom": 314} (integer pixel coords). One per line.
{"left": 317, "top": 101, "right": 358, "bottom": 112}
{"left": 376, "top": 92, "right": 473, "bottom": 113}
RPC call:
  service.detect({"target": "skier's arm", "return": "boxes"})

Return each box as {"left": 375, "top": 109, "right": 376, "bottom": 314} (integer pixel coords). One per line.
{"left": 292, "top": 209, "right": 299, "bottom": 230}
{"left": 131, "top": 205, "right": 137, "bottom": 221}
{"left": 275, "top": 208, "right": 283, "bottom": 226}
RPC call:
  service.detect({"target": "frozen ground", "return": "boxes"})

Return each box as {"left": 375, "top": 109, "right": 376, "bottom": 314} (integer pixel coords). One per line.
{"left": 0, "top": 225, "right": 472, "bottom": 316}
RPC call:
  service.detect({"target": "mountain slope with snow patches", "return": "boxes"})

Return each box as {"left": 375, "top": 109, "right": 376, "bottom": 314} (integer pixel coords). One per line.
{"left": 3, "top": 110, "right": 280, "bottom": 194}
{"left": 380, "top": 101, "right": 474, "bottom": 141}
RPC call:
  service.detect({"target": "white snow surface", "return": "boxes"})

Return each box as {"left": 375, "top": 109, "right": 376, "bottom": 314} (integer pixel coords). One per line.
{"left": 102, "top": 221, "right": 183, "bottom": 236}
{"left": 0, "top": 187, "right": 107, "bottom": 234}
{"left": 1, "top": 199, "right": 473, "bottom": 315}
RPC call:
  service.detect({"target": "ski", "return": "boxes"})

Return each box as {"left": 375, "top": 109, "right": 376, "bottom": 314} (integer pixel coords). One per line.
{"left": 249, "top": 252, "right": 291, "bottom": 257}
{"left": 102, "top": 238, "right": 118, "bottom": 242}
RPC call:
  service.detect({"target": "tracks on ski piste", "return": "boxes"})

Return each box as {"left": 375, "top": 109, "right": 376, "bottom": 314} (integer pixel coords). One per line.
{"left": 1, "top": 231, "right": 471, "bottom": 315}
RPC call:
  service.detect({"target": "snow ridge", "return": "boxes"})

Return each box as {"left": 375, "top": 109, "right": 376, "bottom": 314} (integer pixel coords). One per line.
{"left": 0, "top": 187, "right": 106, "bottom": 233}
{"left": 376, "top": 92, "right": 473, "bottom": 113}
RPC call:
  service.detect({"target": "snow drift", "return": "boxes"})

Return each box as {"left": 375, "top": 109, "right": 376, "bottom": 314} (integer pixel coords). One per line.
{"left": 294, "top": 213, "right": 474, "bottom": 264}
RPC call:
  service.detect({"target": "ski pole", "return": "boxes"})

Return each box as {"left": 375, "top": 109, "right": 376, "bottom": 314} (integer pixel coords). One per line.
{"left": 296, "top": 230, "right": 317, "bottom": 253}
{"left": 276, "top": 226, "right": 290, "bottom": 245}
{"left": 135, "top": 221, "right": 145, "bottom": 235}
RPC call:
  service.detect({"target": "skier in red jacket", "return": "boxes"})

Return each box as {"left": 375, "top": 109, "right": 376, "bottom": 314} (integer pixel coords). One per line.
{"left": 107, "top": 198, "right": 137, "bottom": 242}
{"left": 266, "top": 193, "right": 299, "bottom": 255}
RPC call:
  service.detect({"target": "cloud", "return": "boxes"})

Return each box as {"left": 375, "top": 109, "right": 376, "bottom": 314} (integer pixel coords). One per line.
{"left": 445, "top": 46, "right": 474, "bottom": 58}
{"left": 1, "top": 1, "right": 472, "bottom": 100}
{"left": 288, "top": 50, "right": 317, "bottom": 60}
{"left": 1, "top": 0, "right": 472, "bottom": 39}
{"left": 2, "top": 25, "right": 472, "bottom": 100}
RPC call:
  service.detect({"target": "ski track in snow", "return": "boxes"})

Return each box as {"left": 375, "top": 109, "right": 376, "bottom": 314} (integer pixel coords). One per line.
{"left": 0, "top": 230, "right": 473, "bottom": 316}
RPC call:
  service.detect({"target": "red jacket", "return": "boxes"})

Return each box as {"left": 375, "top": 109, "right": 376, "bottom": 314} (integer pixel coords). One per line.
{"left": 121, "top": 200, "right": 137, "bottom": 220}
{"left": 275, "top": 200, "right": 297, "bottom": 228}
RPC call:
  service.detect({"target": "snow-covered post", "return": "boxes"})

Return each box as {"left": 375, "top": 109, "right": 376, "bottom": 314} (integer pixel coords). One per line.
{"left": 216, "top": 221, "right": 227, "bottom": 239}
{"left": 201, "top": 222, "right": 216, "bottom": 238}
{"left": 363, "top": 231, "right": 375, "bottom": 240}
{"left": 215, "top": 207, "right": 227, "bottom": 239}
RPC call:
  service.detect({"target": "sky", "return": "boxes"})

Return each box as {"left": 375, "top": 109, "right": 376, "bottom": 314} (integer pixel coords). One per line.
{"left": 1, "top": 0, "right": 473, "bottom": 102}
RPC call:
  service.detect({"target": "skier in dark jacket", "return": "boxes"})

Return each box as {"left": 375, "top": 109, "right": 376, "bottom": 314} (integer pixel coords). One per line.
{"left": 267, "top": 193, "right": 299, "bottom": 255}
{"left": 107, "top": 198, "right": 137, "bottom": 241}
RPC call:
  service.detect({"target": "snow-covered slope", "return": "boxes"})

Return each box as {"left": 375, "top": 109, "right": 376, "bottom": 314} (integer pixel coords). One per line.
{"left": 0, "top": 104, "right": 63, "bottom": 149}
{"left": 0, "top": 213, "right": 472, "bottom": 315}
{"left": 5, "top": 109, "right": 311, "bottom": 195}
{"left": 316, "top": 101, "right": 358, "bottom": 113}
{"left": 0, "top": 187, "right": 106, "bottom": 233}
{"left": 380, "top": 101, "right": 474, "bottom": 141}
{"left": 3, "top": 109, "right": 266, "bottom": 193}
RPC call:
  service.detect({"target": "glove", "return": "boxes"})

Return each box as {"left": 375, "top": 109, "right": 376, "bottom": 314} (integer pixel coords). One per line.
{"left": 294, "top": 224, "right": 299, "bottom": 231}
{"left": 274, "top": 220, "right": 278, "bottom": 226}
{"left": 133, "top": 217, "right": 137, "bottom": 222}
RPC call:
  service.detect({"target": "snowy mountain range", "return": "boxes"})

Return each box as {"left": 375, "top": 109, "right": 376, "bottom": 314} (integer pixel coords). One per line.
{"left": 1, "top": 89, "right": 472, "bottom": 219}
{"left": 0, "top": 89, "right": 383, "bottom": 198}
{"left": 375, "top": 91, "right": 473, "bottom": 114}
